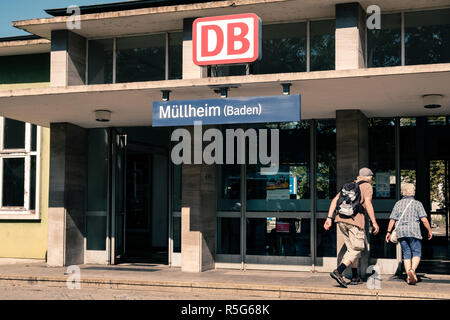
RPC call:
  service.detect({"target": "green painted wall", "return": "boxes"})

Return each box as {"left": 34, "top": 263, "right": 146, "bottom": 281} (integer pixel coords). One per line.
{"left": 0, "top": 53, "right": 50, "bottom": 84}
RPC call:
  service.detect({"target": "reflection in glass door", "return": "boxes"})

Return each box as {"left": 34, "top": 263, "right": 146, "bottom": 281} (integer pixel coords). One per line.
{"left": 245, "top": 122, "right": 312, "bottom": 267}
{"left": 111, "top": 132, "right": 127, "bottom": 264}
{"left": 429, "top": 159, "right": 449, "bottom": 260}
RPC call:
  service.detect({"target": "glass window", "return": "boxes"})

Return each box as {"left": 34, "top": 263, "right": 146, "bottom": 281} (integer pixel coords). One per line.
{"left": 400, "top": 117, "right": 417, "bottom": 189}
{"left": 86, "top": 216, "right": 107, "bottom": 251}
{"left": 126, "top": 154, "right": 151, "bottom": 229}
{"left": 246, "top": 122, "right": 310, "bottom": 212}
{"left": 172, "top": 164, "right": 181, "bottom": 253}
{"left": 367, "top": 13, "right": 401, "bottom": 67}
{"left": 168, "top": 32, "right": 183, "bottom": 80}
{"left": 252, "top": 22, "right": 307, "bottom": 74}
{"left": 217, "top": 217, "right": 240, "bottom": 254}
{"left": 88, "top": 33, "right": 182, "bottom": 83}
{"left": 0, "top": 118, "right": 39, "bottom": 213}
{"left": 0, "top": 53, "right": 50, "bottom": 84}
{"left": 316, "top": 218, "right": 336, "bottom": 257}
{"left": 246, "top": 217, "right": 311, "bottom": 256}
{"left": 210, "top": 65, "right": 247, "bottom": 77}
{"left": 87, "top": 129, "right": 109, "bottom": 212}
{"left": 316, "top": 120, "right": 337, "bottom": 258}
{"left": 172, "top": 164, "right": 182, "bottom": 212}
{"left": 426, "top": 116, "right": 447, "bottom": 126}
{"left": 30, "top": 155, "right": 36, "bottom": 210}
{"left": 405, "top": 9, "right": 450, "bottom": 65}
{"left": 310, "top": 19, "right": 335, "bottom": 71}
{"left": 86, "top": 129, "right": 110, "bottom": 250}
{"left": 2, "top": 158, "right": 25, "bottom": 207}
{"left": 217, "top": 165, "right": 241, "bottom": 211}
{"left": 430, "top": 160, "right": 446, "bottom": 213}
{"left": 116, "top": 34, "right": 166, "bottom": 83}
{"left": 400, "top": 117, "right": 416, "bottom": 127}
{"left": 4, "top": 118, "right": 25, "bottom": 149}
{"left": 370, "top": 219, "right": 396, "bottom": 259}
{"left": 87, "top": 39, "right": 113, "bottom": 84}
{"left": 369, "top": 118, "right": 397, "bottom": 211}
{"left": 316, "top": 120, "right": 336, "bottom": 211}
{"left": 31, "top": 124, "right": 37, "bottom": 152}
{"left": 173, "top": 216, "right": 181, "bottom": 253}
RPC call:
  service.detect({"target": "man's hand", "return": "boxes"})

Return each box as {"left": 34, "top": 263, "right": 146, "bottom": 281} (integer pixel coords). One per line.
{"left": 324, "top": 218, "right": 332, "bottom": 231}
{"left": 372, "top": 222, "right": 380, "bottom": 235}
{"left": 385, "top": 233, "right": 390, "bottom": 243}
{"left": 427, "top": 231, "right": 433, "bottom": 240}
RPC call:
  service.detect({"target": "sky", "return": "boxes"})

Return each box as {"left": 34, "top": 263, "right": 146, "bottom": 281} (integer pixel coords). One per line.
{"left": 0, "top": 0, "right": 130, "bottom": 37}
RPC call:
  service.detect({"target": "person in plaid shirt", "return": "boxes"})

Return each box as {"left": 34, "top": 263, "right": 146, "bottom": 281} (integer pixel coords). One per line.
{"left": 386, "top": 183, "right": 433, "bottom": 285}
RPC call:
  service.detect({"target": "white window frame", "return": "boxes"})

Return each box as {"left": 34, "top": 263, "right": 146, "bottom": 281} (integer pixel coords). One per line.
{"left": 0, "top": 117, "right": 41, "bottom": 220}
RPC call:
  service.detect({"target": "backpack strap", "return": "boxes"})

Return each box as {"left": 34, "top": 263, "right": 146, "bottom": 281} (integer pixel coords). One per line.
{"left": 356, "top": 180, "right": 369, "bottom": 211}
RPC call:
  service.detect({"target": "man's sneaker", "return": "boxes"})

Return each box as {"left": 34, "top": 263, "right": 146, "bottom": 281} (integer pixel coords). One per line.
{"left": 330, "top": 269, "right": 348, "bottom": 288}
{"left": 349, "top": 277, "right": 363, "bottom": 285}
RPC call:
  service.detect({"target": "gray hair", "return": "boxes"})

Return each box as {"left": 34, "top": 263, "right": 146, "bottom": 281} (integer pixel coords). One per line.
{"left": 401, "top": 183, "right": 415, "bottom": 197}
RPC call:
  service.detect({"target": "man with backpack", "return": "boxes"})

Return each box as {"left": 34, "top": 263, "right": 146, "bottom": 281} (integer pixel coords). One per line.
{"left": 323, "top": 167, "right": 380, "bottom": 288}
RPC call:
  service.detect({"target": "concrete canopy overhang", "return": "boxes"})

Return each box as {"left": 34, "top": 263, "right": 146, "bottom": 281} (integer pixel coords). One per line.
{"left": 0, "top": 64, "right": 449, "bottom": 128}
{"left": 0, "top": 38, "right": 50, "bottom": 56}
{"left": 12, "top": 0, "right": 450, "bottom": 40}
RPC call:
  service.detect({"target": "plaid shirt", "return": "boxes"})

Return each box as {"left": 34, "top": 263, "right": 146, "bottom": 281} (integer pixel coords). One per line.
{"left": 389, "top": 196, "right": 427, "bottom": 240}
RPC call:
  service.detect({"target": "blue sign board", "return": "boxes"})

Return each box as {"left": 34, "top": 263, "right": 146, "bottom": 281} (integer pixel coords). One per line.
{"left": 152, "top": 94, "right": 301, "bottom": 127}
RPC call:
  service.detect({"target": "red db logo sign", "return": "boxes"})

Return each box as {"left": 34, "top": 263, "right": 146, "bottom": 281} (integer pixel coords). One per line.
{"left": 193, "top": 13, "right": 262, "bottom": 66}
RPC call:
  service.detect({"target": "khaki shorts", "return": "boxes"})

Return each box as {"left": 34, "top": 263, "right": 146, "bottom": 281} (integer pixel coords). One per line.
{"left": 338, "top": 222, "right": 366, "bottom": 264}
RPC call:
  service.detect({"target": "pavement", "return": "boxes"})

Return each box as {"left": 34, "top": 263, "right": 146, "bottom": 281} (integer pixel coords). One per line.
{"left": 0, "top": 262, "right": 449, "bottom": 300}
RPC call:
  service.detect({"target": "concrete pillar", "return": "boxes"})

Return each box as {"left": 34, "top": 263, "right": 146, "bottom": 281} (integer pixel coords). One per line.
{"left": 336, "top": 110, "right": 370, "bottom": 278}
{"left": 180, "top": 18, "right": 214, "bottom": 272}
{"left": 181, "top": 127, "right": 216, "bottom": 272}
{"left": 51, "top": 30, "right": 86, "bottom": 86}
{"left": 48, "top": 123, "right": 87, "bottom": 266}
{"left": 183, "top": 18, "right": 207, "bottom": 79}
{"left": 335, "top": 2, "right": 366, "bottom": 70}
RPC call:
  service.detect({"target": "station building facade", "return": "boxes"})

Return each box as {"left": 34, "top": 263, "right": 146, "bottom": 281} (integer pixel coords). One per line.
{"left": 0, "top": 0, "right": 449, "bottom": 275}
{"left": 0, "top": 36, "right": 50, "bottom": 261}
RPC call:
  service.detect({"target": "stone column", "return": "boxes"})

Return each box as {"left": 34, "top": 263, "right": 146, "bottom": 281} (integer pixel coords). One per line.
{"left": 51, "top": 30, "right": 86, "bottom": 86}
{"left": 183, "top": 18, "right": 207, "bottom": 79}
{"left": 181, "top": 126, "right": 216, "bottom": 272}
{"left": 335, "top": 2, "right": 366, "bottom": 70}
{"left": 48, "top": 123, "right": 87, "bottom": 267}
{"left": 336, "top": 110, "right": 370, "bottom": 278}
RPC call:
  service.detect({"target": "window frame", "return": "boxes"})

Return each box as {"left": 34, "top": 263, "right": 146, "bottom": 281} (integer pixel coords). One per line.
{"left": 86, "top": 29, "right": 183, "bottom": 85}
{"left": 365, "top": 6, "right": 450, "bottom": 68}
{"left": 208, "top": 17, "right": 336, "bottom": 77}
{"left": 0, "top": 117, "right": 41, "bottom": 220}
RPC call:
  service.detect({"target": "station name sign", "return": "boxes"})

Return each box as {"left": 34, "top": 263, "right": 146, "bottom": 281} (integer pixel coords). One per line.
{"left": 152, "top": 95, "right": 301, "bottom": 127}
{"left": 193, "top": 13, "right": 262, "bottom": 65}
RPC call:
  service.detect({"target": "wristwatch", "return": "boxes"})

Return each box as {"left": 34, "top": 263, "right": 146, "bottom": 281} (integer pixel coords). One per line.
{"left": 326, "top": 216, "right": 334, "bottom": 221}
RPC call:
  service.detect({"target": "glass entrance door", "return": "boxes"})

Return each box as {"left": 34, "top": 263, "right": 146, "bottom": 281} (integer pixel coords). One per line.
{"left": 111, "top": 131, "right": 127, "bottom": 264}
{"left": 422, "top": 117, "right": 450, "bottom": 269}
{"left": 427, "top": 159, "right": 449, "bottom": 260}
